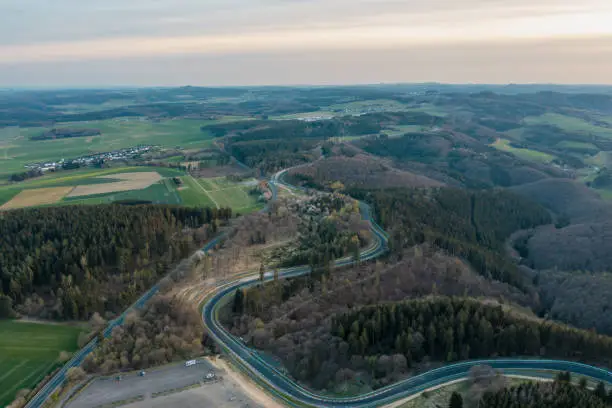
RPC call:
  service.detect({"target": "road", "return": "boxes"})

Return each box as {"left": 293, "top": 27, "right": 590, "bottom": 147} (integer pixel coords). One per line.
{"left": 27, "top": 166, "right": 611, "bottom": 407}
{"left": 25, "top": 169, "right": 268, "bottom": 408}
{"left": 24, "top": 233, "right": 227, "bottom": 408}
{"left": 201, "top": 168, "right": 612, "bottom": 408}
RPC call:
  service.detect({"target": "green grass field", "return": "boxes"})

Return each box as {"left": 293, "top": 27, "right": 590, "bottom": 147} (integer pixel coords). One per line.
{"left": 328, "top": 99, "right": 410, "bottom": 113}
{"left": 0, "top": 116, "right": 246, "bottom": 178}
{"left": 0, "top": 321, "right": 83, "bottom": 407}
{"left": 0, "top": 167, "right": 186, "bottom": 207}
{"left": 491, "top": 138, "right": 555, "bottom": 163}
{"left": 524, "top": 113, "right": 612, "bottom": 139}
{"left": 386, "top": 125, "right": 432, "bottom": 138}
{"left": 195, "top": 177, "right": 263, "bottom": 214}
{"left": 595, "top": 188, "right": 612, "bottom": 201}
{"left": 177, "top": 176, "right": 216, "bottom": 207}
{"left": 504, "top": 128, "right": 525, "bottom": 141}
{"left": 0, "top": 188, "right": 20, "bottom": 206}
{"left": 272, "top": 111, "right": 336, "bottom": 120}
{"left": 555, "top": 140, "right": 599, "bottom": 151}
{"left": 63, "top": 179, "right": 183, "bottom": 206}
{"left": 587, "top": 151, "right": 612, "bottom": 167}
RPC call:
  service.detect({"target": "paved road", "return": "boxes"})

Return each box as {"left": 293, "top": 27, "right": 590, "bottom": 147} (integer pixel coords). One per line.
{"left": 201, "top": 168, "right": 612, "bottom": 408}
{"left": 26, "top": 165, "right": 612, "bottom": 407}
{"left": 25, "top": 234, "right": 227, "bottom": 408}
{"left": 25, "top": 166, "right": 274, "bottom": 408}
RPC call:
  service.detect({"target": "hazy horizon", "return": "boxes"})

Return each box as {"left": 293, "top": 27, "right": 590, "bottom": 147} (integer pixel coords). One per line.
{"left": 3, "top": 0, "right": 612, "bottom": 87}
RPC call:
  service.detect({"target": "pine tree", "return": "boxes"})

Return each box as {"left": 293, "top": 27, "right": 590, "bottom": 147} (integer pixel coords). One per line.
{"left": 449, "top": 391, "right": 463, "bottom": 408}
{"left": 594, "top": 381, "right": 607, "bottom": 400}
{"left": 232, "top": 289, "right": 244, "bottom": 314}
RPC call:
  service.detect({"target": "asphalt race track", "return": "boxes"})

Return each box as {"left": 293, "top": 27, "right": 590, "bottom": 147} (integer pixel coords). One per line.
{"left": 201, "top": 168, "right": 612, "bottom": 408}
{"left": 27, "top": 166, "right": 611, "bottom": 407}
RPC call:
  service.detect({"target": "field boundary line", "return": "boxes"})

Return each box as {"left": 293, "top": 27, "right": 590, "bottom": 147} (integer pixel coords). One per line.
{"left": 0, "top": 361, "right": 49, "bottom": 403}
{"left": 0, "top": 359, "right": 28, "bottom": 383}
{"left": 190, "top": 175, "right": 220, "bottom": 209}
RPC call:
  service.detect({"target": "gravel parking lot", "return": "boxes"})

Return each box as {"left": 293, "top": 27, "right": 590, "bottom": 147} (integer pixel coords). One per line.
{"left": 124, "top": 376, "right": 261, "bottom": 408}
{"left": 66, "top": 359, "right": 260, "bottom": 408}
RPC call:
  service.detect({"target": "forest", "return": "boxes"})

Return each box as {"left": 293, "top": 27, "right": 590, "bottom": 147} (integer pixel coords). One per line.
{"left": 228, "top": 279, "right": 612, "bottom": 391}
{"left": 82, "top": 295, "right": 204, "bottom": 373}
{"left": 476, "top": 379, "right": 612, "bottom": 408}
{"left": 30, "top": 128, "right": 102, "bottom": 141}
{"left": 350, "top": 187, "right": 551, "bottom": 290}
{"left": 230, "top": 139, "right": 319, "bottom": 173}
{"left": 274, "top": 194, "right": 368, "bottom": 269}
{"left": 0, "top": 205, "right": 229, "bottom": 320}
{"left": 332, "top": 298, "right": 612, "bottom": 368}
{"left": 217, "top": 111, "right": 444, "bottom": 174}
{"left": 227, "top": 246, "right": 530, "bottom": 391}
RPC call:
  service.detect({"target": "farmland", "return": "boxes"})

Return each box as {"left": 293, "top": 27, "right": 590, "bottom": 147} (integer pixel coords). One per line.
{"left": 0, "top": 117, "right": 244, "bottom": 178}
{"left": 194, "top": 177, "right": 263, "bottom": 214}
{"left": 64, "top": 179, "right": 183, "bottom": 205}
{"left": 524, "top": 113, "right": 612, "bottom": 138}
{"left": 1, "top": 186, "right": 74, "bottom": 209}
{"left": 491, "top": 138, "right": 555, "bottom": 163}
{"left": 67, "top": 172, "right": 162, "bottom": 197}
{"left": 0, "top": 164, "right": 265, "bottom": 211}
{"left": 0, "top": 167, "right": 186, "bottom": 208}
{"left": 0, "top": 321, "right": 83, "bottom": 407}
{"left": 177, "top": 175, "right": 217, "bottom": 208}
{"left": 555, "top": 140, "right": 599, "bottom": 151}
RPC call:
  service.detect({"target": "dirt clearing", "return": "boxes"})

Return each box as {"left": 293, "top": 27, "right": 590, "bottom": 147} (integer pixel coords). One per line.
{"left": 210, "top": 357, "right": 283, "bottom": 408}
{"left": 68, "top": 172, "right": 162, "bottom": 197}
{"left": 1, "top": 186, "right": 73, "bottom": 209}
{"left": 181, "top": 161, "right": 200, "bottom": 169}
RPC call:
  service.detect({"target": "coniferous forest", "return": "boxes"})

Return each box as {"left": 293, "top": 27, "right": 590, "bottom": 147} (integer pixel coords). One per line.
{"left": 350, "top": 187, "right": 552, "bottom": 290}
{"left": 477, "top": 380, "right": 612, "bottom": 408}
{"left": 332, "top": 298, "right": 612, "bottom": 368}
{"left": 0, "top": 205, "right": 228, "bottom": 319}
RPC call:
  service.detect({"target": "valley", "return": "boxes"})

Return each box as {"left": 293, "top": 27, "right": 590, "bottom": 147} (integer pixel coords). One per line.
{"left": 2, "top": 85, "right": 612, "bottom": 408}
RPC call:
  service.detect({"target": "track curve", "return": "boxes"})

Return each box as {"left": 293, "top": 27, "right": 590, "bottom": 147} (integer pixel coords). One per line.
{"left": 202, "top": 167, "right": 611, "bottom": 407}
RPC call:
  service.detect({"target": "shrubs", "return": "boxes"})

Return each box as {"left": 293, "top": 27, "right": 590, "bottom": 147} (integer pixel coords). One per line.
{"left": 82, "top": 295, "right": 204, "bottom": 374}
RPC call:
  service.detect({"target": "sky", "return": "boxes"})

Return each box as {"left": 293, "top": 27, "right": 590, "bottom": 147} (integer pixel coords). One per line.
{"left": 2, "top": 0, "right": 612, "bottom": 87}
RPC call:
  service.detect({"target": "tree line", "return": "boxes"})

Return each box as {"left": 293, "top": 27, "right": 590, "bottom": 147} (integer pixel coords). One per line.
{"left": 349, "top": 187, "right": 552, "bottom": 290}
{"left": 217, "top": 112, "right": 442, "bottom": 174}
{"left": 331, "top": 297, "right": 612, "bottom": 368}
{"left": 476, "top": 379, "right": 611, "bottom": 408}
{"left": 230, "top": 139, "right": 318, "bottom": 174}
{"left": 0, "top": 204, "right": 228, "bottom": 320}
{"left": 83, "top": 294, "right": 204, "bottom": 373}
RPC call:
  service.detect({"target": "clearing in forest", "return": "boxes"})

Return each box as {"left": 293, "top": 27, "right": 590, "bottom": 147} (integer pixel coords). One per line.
{"left": 0, "top": 186, "right": 74, "bottom": 209}
{"left": 67, "top": 172, "right": 162, "bottom": 197}
{"left": 490, "top": 138, "right": 555, "bottom": 164}
{"left": 195, "top": 177, "right": 262, "bottom": 213}
{"left": 0, "top": 320, "right": 83, "bottom": 407}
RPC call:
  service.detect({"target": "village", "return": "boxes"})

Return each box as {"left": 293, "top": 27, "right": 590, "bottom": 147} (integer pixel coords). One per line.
{"left": 23, "top": 145, "right": 155, "bottom": 173}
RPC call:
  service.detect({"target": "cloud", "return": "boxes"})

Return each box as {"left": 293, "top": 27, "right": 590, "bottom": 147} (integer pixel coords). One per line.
{"left": 2, "top": 36, "right": 612, "bottom": 87}
{"left": 1, "top": 1, "right": 612, "bottom": 64}
{"left": 1, "top": 0, "right": 611, "bottom": 84}
{"left": 2, "top": 0, "right": 610, "bottom": 46}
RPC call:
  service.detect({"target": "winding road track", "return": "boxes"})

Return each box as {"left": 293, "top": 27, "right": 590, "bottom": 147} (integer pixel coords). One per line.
{"left": 201, "top": 168, "right": 611, "bottom": 407}
{"left": 27, "top": 167, "right": 611, "bottom": 408}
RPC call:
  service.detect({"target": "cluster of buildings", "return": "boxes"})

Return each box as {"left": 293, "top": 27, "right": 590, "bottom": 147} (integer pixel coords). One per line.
{"left": 25, "top": 145, "right": 154, "bottom": 172}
